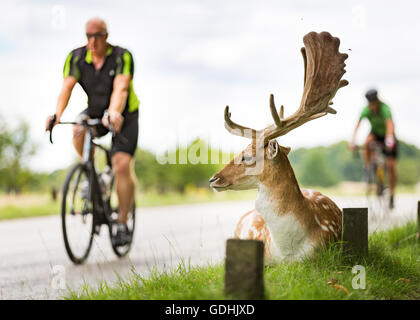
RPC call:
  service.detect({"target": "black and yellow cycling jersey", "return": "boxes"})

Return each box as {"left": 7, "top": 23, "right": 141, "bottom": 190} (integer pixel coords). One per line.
{"left": 63, "top": 44, "right": 139, "bottom": 118}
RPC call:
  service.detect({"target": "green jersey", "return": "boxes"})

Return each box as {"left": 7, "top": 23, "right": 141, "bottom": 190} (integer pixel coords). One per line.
{"left": 359, "top": 102, "right": 392, "bottom": 137}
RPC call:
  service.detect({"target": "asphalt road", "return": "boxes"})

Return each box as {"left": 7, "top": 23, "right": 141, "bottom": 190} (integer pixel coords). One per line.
{"left": 0, "top": 194, "right": 418, "bottom": 300}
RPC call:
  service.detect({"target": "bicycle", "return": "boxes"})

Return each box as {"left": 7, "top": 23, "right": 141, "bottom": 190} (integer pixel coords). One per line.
{"left": 47, "top": 114, "right": 136, "bottom": 264}
{"left": 354, "top": 141, "right": 391, "bottom": 215}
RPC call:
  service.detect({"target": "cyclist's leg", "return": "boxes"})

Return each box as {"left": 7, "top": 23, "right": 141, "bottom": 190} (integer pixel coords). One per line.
{"left": 72, "top": 110, "right": 108, "bottom": 158}
{"left": 111, "top": 111, "right": 138, "bottom": 224}
{"left": 363, "top": 133, "right": 375, "bottom": 168}
{"left": 72, "top": 112, "right": 89, "bottom": 158}
{"left": 383, "top": 138, "right": 398, "bottom": 208}
{"left": 112, "top": 152, "right": 136, "bottom": 224}
{"left": 385, "top": 152, "right": 398, "bottom": 196}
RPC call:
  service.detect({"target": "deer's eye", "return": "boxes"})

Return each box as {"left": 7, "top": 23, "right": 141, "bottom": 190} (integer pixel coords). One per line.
{"left": 242, "top": 155, "right": 255, "bottom": 164}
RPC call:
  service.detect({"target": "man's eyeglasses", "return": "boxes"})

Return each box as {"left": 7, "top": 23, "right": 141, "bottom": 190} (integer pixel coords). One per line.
{"left": 86, "top": 31, "right": 107, "bottom": 39}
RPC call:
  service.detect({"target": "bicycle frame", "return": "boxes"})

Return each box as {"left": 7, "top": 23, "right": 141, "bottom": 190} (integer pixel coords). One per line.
{"left": 81, "top": 125, "right": 114, "bottom": 230}
{"left": 369, "top": 141, "right": 386, "bottom": 185}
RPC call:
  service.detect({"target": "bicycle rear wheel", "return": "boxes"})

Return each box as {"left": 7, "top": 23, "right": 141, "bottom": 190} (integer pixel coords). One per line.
{"left": 61, "top": 163, "right": 95, "bottom": 264}
{"left": 107, "top": 177, "right": 136, "bottom": 257}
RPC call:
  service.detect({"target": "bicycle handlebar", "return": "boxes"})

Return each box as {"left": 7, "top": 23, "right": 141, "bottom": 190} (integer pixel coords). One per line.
{"left": 47, "top": 114, "right": 128, "bottom": 145}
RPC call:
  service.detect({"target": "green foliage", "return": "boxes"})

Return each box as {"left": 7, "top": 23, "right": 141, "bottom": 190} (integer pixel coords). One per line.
{"left": 397, "top": 159, "right": 420, "bottom": 185}
{"left": 1, "top": 114, "right": 419, "bottom": 194}
{"left": 135, "top": 139, "right": 227, "bottom": 194}
{"left": 395, "top": 140, "right": 420, "bottom": 185}
{"left": 296, "top": 149, "right": 338, "bottom": 187}
{"left": 0, "top": 120, "right": 37, "bottom": 193}
{"left": 290, "top": 140, "right": 420, "bottom": 187}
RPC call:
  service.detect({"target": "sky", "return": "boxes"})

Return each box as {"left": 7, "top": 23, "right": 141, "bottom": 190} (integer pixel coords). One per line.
{"left": 1, "top": 0, "right": 419, "bottom": 172}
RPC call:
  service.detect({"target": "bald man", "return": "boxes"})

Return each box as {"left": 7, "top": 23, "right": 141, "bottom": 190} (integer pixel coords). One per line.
{"left": 45, "top": 18, "right": 139, "bottom": 246}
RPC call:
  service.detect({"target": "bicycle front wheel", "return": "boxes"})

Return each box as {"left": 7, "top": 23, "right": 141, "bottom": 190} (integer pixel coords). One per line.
{"left": 61, "top": 163, "right": 95, "bottom": 264}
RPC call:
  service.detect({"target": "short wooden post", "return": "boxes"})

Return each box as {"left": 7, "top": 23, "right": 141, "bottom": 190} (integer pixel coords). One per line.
{"left": 342, "top": 208, "right": 368, "bottom": 257}
{"left": 417, "top": 201, "right": 420, "bottom": 241}
{"left": 225, "top": 239, "right": 264, "bottom": 299}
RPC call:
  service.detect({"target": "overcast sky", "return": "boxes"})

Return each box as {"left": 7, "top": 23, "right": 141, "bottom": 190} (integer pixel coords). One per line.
{"left": 1, "top": 0, "right": 419, "bottom": 171}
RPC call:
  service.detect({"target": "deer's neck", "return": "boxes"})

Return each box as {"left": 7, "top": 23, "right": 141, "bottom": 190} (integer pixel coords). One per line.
{"left": 255, "top": 158, "right": 304, "bottom": 215}
{"left": 255, "top": 158, "right": 312, "bottom": 262}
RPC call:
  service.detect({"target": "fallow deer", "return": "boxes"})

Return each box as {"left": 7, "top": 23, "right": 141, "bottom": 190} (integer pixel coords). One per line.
{"left": 209, "top": 31, "right": 348, "bottom": 263}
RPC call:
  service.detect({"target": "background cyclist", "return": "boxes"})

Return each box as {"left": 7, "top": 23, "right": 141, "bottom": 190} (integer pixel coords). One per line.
{"left": 45, "top": 17, "right": 139, "bottom": 245}
{"left": 349, "top": 88, "right": 398, "bottom": 209}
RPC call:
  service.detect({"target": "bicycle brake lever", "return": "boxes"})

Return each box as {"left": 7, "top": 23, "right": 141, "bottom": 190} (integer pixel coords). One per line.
{"left": 48, "top": 114, "right": 57, "bottom": 144}
{"left": 103, "top": 110, "right": 127, "bottom": 143}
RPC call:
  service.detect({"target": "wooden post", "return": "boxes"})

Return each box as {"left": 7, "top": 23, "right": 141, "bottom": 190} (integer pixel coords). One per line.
{"left": 225, "top": 239, "right": 264, "bottom": 299}
{"left": 342, "top": 208, "right": 368, "bottom": 257}
{"left": 417, "top": 201, "right": 420, "bottom": 241}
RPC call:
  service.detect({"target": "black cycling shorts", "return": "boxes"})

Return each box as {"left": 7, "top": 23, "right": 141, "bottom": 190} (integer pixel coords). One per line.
{"left": 78, "top": 109, "right": 139, "bottom": 156}
{"left": 370, "top": 132, "right": 398, "bottom": 158}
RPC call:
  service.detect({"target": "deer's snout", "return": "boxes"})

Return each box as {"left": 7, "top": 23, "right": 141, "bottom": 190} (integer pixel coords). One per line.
{"left": 209, "top": 174, "right": 228, "bottom": 191}
{"left": 209, "top": 176, "right": 219, "bottom": 184}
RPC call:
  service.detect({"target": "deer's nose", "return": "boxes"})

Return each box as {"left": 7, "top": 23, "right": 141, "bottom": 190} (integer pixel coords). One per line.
{"left": 209, "top": 176, "right": 219, "bottom": 184}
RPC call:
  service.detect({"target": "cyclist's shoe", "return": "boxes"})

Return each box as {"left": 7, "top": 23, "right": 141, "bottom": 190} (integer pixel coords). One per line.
{"left": 113, "top": 223, "right": 131, "bottom": 247}
{"left": 389, "top": 195, "right": 394, "bottom": 209}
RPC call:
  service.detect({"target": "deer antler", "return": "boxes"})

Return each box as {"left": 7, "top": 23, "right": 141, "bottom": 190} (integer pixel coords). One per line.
{"left": 224, "top": 31, "right": 348, "bottom": 143}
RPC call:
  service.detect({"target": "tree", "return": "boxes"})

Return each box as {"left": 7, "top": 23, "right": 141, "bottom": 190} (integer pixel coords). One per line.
{"left": 297, "top": 149, "right": 339, "bottom": 187}
{"left": 0, "top": 121, "right": 36, "bottom": 193}
{"left": 397, "top": 159, "right": 420, "bottom": 185}
{"left": 134, "top": 139, "right": 224, "bottom": 194}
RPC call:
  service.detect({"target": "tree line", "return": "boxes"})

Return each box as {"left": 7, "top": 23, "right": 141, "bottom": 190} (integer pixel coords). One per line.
{"left": 0, "top": 119, "right": 419, "bottom": 194}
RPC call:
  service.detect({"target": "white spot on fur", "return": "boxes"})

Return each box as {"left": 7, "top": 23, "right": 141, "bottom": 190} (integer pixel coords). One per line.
{"left": 314, "top": 215, "right": 321, "bottom": 226}
{"left": 328, "top": 225, "right": 338, "bottom": 238}
{"left": 250, "top": 225, "right": 259, "bottom": 237}
{"left": 322, "top": 204, "right": 329, "bottom": 210}
{"left": 238, "top": 211, "right": 256, "bottom": 239}
{"left": 320, "top": 224, "right": 329, "bottom": 232}
{"left": 304, "top": 189, "right": 314, "bottom": 198}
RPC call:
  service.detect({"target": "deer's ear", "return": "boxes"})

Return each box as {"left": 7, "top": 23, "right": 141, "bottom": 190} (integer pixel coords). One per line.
{"left": 266, "top": 140, "right": 279, "bottom": 160}
{"left": 280, "top": 146, "right": 291, "bottom": 155}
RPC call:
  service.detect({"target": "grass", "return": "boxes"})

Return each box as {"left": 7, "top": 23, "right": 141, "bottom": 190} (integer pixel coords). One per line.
{"left": 67, "top": 222, "right": 420, "bottom": 300}
{"left": 0, "top": 193, "right": 60, "bottom": 221}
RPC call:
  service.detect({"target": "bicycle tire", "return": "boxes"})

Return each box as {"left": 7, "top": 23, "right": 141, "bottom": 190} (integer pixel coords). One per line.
{"left": 61, "top": 163, "right": 95, "bottom": 264}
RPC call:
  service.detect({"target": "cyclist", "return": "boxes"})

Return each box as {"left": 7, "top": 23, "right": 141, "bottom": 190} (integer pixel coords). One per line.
{"left": 349, "top": 88, "right": 398, "bottom": 209}
{"left": 45, "top": 17, "right": 139, "bottom": 245}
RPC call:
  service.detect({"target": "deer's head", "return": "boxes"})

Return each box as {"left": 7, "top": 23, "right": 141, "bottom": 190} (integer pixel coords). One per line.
{"left": 210, "top": 31, "right": 348, "bottom": 192}
{"left": 209, "top": 137, "right": 291, "bottom": 191}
